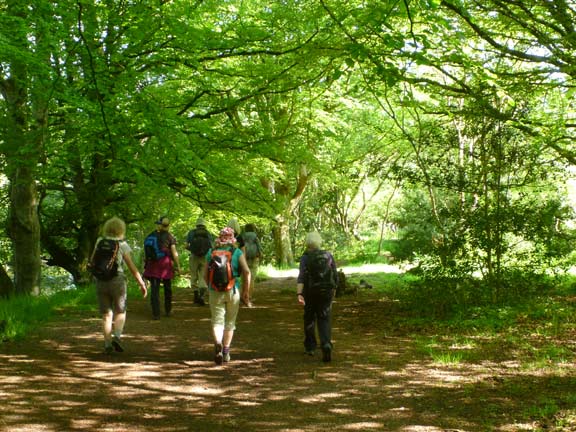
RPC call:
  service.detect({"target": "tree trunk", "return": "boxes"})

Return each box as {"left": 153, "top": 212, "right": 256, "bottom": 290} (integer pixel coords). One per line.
{"left": 273, "top": 212, "right": 294, "bottom": 267}
{"left": 0, "top": 264, "right": 15, "bottom": 298}
{"left": 1, "top": 0, "right": 45, "bottom": 296}
{"left": 269, "top": 165, "right": 309, "bottom": 267}
{"left": 9, "top": 168, "right": 42, "bottom": 296}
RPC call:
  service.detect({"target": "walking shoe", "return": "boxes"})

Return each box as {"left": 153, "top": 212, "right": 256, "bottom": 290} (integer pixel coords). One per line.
{"left": 305, "top": 349, "right": 315, "bottom": 356}
{"left": 322, "top": 344, "right": 332, "bottom": 363}
{"left": 223, "top": 351, "right": 231, "bottom": 362}
{"left": 214, "top": 343, "right": 223, "bottom": 365}
{"left": 111, "top": 335, "right": 124, "bottom": 352}
{"left": 104, "top": 345, "right": 114, "bottom": 355}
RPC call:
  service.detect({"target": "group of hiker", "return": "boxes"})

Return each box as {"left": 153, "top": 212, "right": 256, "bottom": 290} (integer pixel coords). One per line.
{"left": 90, "top": 215, "right": 338, "bottom": 364}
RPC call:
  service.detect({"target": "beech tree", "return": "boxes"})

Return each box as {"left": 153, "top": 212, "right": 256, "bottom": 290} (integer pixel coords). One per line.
{"left": 1, "top": 0, "right": 575, "bottom": 293}
{"left": 1, "top": 1, "right": 48, "bottom": 295}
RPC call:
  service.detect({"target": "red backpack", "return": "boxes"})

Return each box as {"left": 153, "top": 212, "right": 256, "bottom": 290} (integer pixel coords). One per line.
{"left": 208, "top": 247, "right": 236, "bottom": 291}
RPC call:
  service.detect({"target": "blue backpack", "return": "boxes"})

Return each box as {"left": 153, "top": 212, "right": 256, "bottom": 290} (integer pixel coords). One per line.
{"left": 144, "top": 232, "right": 167, "bottom": 261}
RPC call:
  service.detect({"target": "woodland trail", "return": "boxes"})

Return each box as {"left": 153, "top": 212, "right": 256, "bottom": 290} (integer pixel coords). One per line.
{"left": 0, "top": 274, "right": 573, "bottom": 431}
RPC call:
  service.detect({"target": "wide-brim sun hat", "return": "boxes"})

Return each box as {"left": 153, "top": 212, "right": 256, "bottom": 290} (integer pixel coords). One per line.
{"left": 216, "top": 226, "right": 236, "bottom": 246}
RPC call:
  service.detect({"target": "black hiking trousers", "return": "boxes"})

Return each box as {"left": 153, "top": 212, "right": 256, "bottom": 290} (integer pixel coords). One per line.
{"left": 149, "top": 277, "right": 172, "bottom": 318}
{"left": 303, "top": 293, "right": 333, "bottom": 352}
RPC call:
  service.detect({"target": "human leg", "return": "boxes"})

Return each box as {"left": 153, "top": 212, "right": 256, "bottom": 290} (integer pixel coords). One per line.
{"left": 316, "top": 299, "right": 332, "bottom": 347}
{"left": 197, "top": 257, "right": 208, "bottom": 303}
{"left": 317, "top": 297, "right": 333, "bottom": 362}
{"left": 149, "top": 278, "right": 161, "bottom": 319}
{"left": 189, "top": 254, "right": 198, "bottom": 290}
{"left": 110, "top": 276, "right": 127, "bottom": 336}
{"left": 102, "top": 310, "right": 114, "bottom": 352}
{"left": 163, "top": 278, "right": 173, "bottom": 316}
{"left": 209, "top": 290, "right": 226, "bottom": 364}
{"left": 221, "top": 290, "right": 240, "bottom": 361}
{"left": 303, "top": 299, "right": 318, "bottom": 353}
{"left": 111, "top": 312, "right": 126, "bottom": 352}
{"left": 246, "top": 258, "right": 259, "bottom": 305}
{"left": 97, "top": 281, "right": 114, "bottom": 353}
{"left": 106, "top": 276, "right": 128, "bottom": 351}
{"left": 191, "top": 255, "right": 206, "bottom": 305}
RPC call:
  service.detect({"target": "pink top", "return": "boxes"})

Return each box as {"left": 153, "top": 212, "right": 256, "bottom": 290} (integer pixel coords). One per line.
{"left": 143, "top": 254, "right": 174, "bottom": 280}
{"left": 143, "top": 230, "right": 176, "bottom": 280}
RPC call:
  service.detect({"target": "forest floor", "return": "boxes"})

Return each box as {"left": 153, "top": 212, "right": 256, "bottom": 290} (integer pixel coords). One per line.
{"left": 1, "top": 269, "right": 576, "bottom": 432}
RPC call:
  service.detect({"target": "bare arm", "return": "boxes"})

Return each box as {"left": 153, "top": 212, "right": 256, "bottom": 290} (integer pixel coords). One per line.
{"left": 297, "top": 282, "right": 305, "bottom": 305}
{"left": 239, "top": 254, "right": 251, "bottom": 302}
{"left": 171, "top": 244, "right": 181, "bottom": 273}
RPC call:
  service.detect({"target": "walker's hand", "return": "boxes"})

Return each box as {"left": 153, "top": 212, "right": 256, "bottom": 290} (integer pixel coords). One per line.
{"left": 297, "top": 294, "right": 305, "bottom": 306}
{"left": 241, "top": 294, "right": 249, "bottom": 305}
{"left": 140, "top": 284, "right": 148, "bottom": 298}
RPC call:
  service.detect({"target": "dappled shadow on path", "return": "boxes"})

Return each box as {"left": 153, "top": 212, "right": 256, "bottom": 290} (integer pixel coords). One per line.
{"left": 1, "top": 276, "right": 576, "bottom": 431}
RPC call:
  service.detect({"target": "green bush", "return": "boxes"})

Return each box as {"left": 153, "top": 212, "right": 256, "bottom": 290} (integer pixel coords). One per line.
{"left": 0, "top": 286, "right": 95, "bottom": 342}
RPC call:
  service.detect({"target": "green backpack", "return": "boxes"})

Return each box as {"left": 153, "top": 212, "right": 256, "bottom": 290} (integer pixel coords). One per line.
{"left": 243, "top": 232, "right": 260, "bottom": 259}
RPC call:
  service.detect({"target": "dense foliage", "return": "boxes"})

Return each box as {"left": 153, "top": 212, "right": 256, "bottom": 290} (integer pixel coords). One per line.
{"left": 0, "top": 0, "right": 575, "bottom": 297}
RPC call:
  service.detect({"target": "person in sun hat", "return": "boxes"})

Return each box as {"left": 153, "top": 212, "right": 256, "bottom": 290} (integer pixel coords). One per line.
{"left": 204, "top": 226, "right": 251, "bottom": 365}
{"left": 90, "top": 216, "right": 148, "bottom": 354}
{"left": 227, "top": 218, "right": 244, "bottom": 249}
{"left": 143, "top": 216, "right": 181, "bottom": 320}
{"left": 185, "top": 217, "right": 214, "bottom": 306}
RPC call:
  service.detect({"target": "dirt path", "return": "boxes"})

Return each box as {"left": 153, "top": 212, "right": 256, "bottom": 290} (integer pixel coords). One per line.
{"left": 1, "top": 276, "right": 573, "bottom": 431}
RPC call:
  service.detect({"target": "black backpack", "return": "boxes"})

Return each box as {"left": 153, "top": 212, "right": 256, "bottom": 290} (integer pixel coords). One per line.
{"left": 189, "top": 227, "right": 211, "bottom": 257}
{"left": 208, "top": 247, "right": 236, "bottom": 292}
{"left": 144, "top": 231, "right": 167, "bottom": 261}
{"left": 305, "top": 249, "right": 337, "bottom": 296}
{"left": 90, "top": 239, "right": 120, "bottom": 281}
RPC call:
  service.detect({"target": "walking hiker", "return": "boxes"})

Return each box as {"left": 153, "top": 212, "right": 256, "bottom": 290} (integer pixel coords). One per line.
{"left": 143, "top": 216, "right": 181, "bottom": 320}
{"left": 240, "top": 223, "right": 262, "bottom": 307}
{"left": 296, "top": 231, "right": 338, "bottom": 362}
{"left": 205, "top": 226, "right": 251, "bottom": 365}
{"left": 185, "top": 217, "right": 214, "bottom": 306}
{"left": 89, "top": 216, "right": 147, "bottom": 354}
{"left": 227, "top": 218, "right": 244, "bottom": 249}
{"left": 228, "top": 217, "right": 250, "bottom": 306}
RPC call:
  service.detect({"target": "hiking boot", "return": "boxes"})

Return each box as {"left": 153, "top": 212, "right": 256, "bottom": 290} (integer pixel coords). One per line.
{"left": 104, "top": 345, "right": 114, "bottom": 355}
{"left": 322, "top": 344, "right": 332, "bottom": 363}
{"left": 194, "top": 290, "right": 206, "bottom": 306}
{"left": 214, "top": 343, "right": 223, "bottom": 365}
{"left": 111, "top": 335, "right": 124, "bottom": 353}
